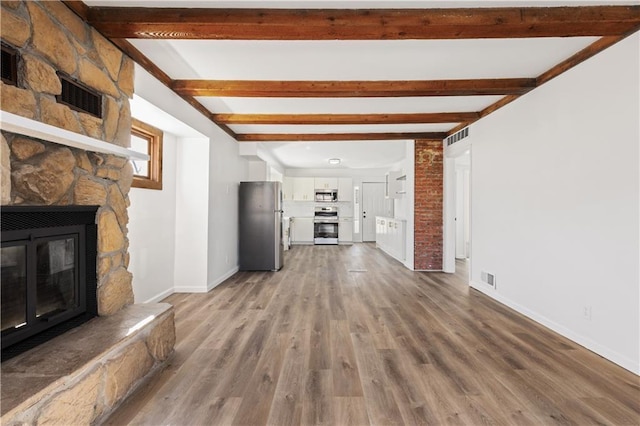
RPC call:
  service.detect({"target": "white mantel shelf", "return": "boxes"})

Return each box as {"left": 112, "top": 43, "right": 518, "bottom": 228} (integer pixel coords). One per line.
{"left": 0, "top": 111, "right": 149, "bottom": 161}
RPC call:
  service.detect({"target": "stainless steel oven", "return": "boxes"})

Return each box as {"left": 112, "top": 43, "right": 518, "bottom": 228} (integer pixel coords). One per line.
{"left": 314, "top": 206, "right": 338, "bottom": 245}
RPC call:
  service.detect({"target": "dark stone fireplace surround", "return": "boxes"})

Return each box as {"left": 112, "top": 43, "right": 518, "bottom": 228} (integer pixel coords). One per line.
{"left": 1, "top": 205, "right": 99, "bottom": 360}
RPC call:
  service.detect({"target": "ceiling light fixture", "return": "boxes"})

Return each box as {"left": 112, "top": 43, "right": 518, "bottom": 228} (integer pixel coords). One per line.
{"left": 328, "top": 158, "right": 341, "bottom": 165}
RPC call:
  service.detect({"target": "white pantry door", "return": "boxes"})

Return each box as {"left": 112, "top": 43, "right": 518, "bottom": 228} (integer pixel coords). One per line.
{"left": 362, "top": 182, "right": 386, "bottom": 242}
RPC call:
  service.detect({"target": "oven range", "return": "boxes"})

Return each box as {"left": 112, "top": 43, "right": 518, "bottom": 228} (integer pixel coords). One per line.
{"left": 313, "top": 206, "right": 338, "bottom": 245}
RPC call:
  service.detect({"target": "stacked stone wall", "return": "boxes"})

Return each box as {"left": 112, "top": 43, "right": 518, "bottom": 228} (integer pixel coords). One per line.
{"left": 1, "top": 0, "right": 135, "bottom": 314}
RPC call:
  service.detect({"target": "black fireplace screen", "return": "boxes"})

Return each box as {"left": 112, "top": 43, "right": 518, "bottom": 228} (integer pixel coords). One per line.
{"left": 1, "top": 206, "right": 98, "bottom": 360}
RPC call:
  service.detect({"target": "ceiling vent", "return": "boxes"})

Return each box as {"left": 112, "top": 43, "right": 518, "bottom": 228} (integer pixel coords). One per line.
{"left": 446, "top": 127, "right": 469, "bottom": 146}
{"left": 56, "top": 74, "right": 103, "bottom": 118}
{"left": 1, "top": 43, "right": 18, "bottom": 86}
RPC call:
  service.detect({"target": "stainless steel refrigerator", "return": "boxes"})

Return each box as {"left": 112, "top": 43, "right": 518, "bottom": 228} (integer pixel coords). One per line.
{"left": 239, "top": 181, "right": 284, "bottom": 271}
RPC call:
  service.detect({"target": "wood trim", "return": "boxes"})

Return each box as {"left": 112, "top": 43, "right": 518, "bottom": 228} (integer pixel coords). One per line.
{"left": 61, "top": 2, "right": 237, "bottom": 139}
{"left": 215, "top": 112, "right": 479, "bottom": 125}
{"left": 86, "top": 6, "right": 640, "bottom": 40}
{"left": 478, "top": 94, "right": 522, "bottom": 119}
{"left": 104, "top": 39, "right": 238, "bottom": 139}
{"left": 61, "top": 1, "right": 90, "bottom": 20}
{"left": 131, "top": 118, "right": 163, "bottom": 190}
{"left": 447, "top": 33, "right": 636, "bottom": 137}
{"left": 172, "top": 79, "right": 537, "bottom": 98}
{"left": 236, "top": 132, "right": 448, "bottom": 142}
{"left": 110, "top": 39, "right": 172, "bottom": 88}
{"left": 536, "top": 35, "right": 627, "bottom": 86}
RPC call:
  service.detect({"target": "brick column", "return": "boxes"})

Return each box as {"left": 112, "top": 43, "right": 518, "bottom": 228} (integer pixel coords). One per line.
{"left": 414, "top": 140, "right": 444, "bottom": 270}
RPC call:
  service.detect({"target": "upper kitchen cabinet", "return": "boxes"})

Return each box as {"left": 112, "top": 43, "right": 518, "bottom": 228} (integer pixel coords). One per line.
{"left": 315, "top": 177, "right": 338, "bottom": 190}
{"left": 282, "top": 177, "right": 294, "bottom": 201}
{"left": 338, "top": 178, "right": 353, "bottom": 202}
{"left": 293, "top": 177, "right": 314, "bottom": 201}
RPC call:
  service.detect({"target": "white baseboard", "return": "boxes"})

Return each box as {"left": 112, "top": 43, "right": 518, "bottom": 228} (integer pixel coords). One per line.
{"left": 173, "top": 286, "right": 208, "bottom": 293}
{"left": 470, "top": 281, "right": 640, "bottom": 376}
{"left": 141, "top": 288, "right": 174, "bottom": 304}
{"left": 162, "top": 267, "right": 240, "bottom": 295}
{"left": 207, "top": 266, "right": 239, "bottom": 291}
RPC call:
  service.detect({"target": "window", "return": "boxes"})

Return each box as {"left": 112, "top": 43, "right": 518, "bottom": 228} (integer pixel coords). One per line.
{"left": 130, "top": 118, "right": 163, "bottom": 190}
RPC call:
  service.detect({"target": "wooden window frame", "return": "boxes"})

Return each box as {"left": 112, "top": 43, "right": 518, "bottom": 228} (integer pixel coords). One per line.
{"left": 131, "top": 118, "right": 163, "bottom": 190}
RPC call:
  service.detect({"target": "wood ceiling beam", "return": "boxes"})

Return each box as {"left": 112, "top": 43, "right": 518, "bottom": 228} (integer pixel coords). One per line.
{"left": 108, "top": 40, "right": 238, "bottom": 139}
{"left": 86, "top": 6, "right": 640, "bottom": 40}
{"left": 173, "top": 79, "right": 536, "bottom": 98}
{"left": 446, "top": 33, "right": 635, "bottom": 137}
{"left": 236, "top": 132, "right": 447, "bottom": 142}
{"left": 215, "top": 112, "right": 479, "bottom": 125}
{"left": 63, "top": 2, "right": 238, "bottom": 139}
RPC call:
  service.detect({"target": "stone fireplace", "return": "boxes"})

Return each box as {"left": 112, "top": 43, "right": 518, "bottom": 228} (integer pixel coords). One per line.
{"left": 1, "top": 205, "right": 99, "bottom": 359}
{"left": 1, "top": 1, "right": 175, "bottom": 423}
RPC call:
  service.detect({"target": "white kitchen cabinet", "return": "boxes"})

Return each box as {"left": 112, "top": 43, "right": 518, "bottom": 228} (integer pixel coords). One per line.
{"left": 375, "top": 216, "right": 405, "bottom": 262}
{"left": 314, "top": 177, "right": 338, "bottom": 190}
{"left": 291, "top": 217, "right": 314, "bottom": 244}
{"left": 338, "top": 178, "right": 353, "bottom": 202}
{"left": 293, "top": 177, "right": 314, "bottom": 201}
{"left": 282, "top": 177, "right": 294, "bottom": 201}
{"left": 338, "top": 217, "right": 353, "bottom": 244}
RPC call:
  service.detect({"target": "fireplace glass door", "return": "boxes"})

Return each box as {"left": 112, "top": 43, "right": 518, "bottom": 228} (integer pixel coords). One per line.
{"left": 36, "top": 237, "right": 78, "bottom": 319}
{"left": 1, "top": 227, "right": 84, "bottom": 350}
{"left": 1, "top": 244, "right": 27, "bottom": 333}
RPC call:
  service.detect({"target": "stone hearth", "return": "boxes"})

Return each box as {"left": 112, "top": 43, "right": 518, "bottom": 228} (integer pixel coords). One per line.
{"left": 1, "top": 304, "right": 175, "bottom": 425}
{"left": 1, "top": 1, "right": 176, "bottom": 422}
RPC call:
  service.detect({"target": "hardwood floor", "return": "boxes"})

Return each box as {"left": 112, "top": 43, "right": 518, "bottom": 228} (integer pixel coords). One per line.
{"left": 105, "top": 244, "right": 639, "bottom": 425}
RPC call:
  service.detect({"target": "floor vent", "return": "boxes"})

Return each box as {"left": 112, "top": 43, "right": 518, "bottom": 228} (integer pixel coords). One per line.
{"left": 446, "top": 127, "right": 469, "bottom": 146}
{"left": 57, "top": 74, "right": 102, "bottom": 118}
{"left": 1, "top": 43, "right": 18, "bottom": 86}
{"left": 481, "top": 271, "right": 496, "bottom": 288}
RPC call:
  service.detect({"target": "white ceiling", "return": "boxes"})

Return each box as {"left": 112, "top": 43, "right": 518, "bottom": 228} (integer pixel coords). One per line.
{"left": 258, "top": 140, "right": 410, "bottom": 169}
{"left": 128, "top": 38, "right": 599, "bottom": 81}
{"left": 85, "top": 0, "right": 636, "bottom": 169}
{"left": 196, "top": 96, "right": 505, "bottom": 114}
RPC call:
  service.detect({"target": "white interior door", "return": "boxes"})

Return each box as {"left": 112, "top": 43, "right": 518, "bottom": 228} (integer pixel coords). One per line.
{"left": 362, "top": 182, "right": 386, "bottom": 242}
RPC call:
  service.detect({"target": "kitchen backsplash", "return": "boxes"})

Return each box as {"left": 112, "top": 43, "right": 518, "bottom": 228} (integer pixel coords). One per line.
{"left": 283, "top": 201, "right": 353, "bottom": 218}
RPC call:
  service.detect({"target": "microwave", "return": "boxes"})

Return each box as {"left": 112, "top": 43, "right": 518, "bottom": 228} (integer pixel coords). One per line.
{"left": 315, "top": 190, "right": 338, "bottom": 202}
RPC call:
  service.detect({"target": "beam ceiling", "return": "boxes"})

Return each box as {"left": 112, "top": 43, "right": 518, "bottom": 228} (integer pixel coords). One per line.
{"left": 214, "top": 113, "right": 479, "bottom": 125}
{"left": 172, "top": 79, "right": 537, "bottom": 98}
{"left": 87, "top": 6, "right": 640, "bottom": 40}
{"left": 64, "top": 1, "right": 640, "bottom": 145}
{"left": 236, "top": 132, "right": 448, "bottom": 142}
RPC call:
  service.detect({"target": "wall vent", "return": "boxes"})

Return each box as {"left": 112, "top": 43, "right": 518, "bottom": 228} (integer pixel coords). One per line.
{"left": 1, "top": 43, "right": 18, "bottom": 86}
{"left": 56, "top": 74, "right": 102, "bottom": 118}
{"left": 446, "top": 127, "right": 469, "bottom": 146}
{"left": 481, "top": 271, "right": 496, "bottom": 288}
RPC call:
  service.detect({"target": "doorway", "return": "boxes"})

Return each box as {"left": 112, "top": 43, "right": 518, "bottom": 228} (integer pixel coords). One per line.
{"left": 455, "top": 154, "right": 470, "bottom": 259}
{"left": 361, "top": 182, "right": 390, "bottom": 242}
{"left": 443, "top": 141, "right": 472, "bottom": 277}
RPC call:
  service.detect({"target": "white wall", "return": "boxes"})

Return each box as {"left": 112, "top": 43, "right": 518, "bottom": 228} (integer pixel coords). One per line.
{"left": 247, "top": 160, "right": 268, "bottom": 181}
{"left": 469, "top": 34, "right": 639, "bottom": 374}
{"left": 391, "top": 140, "right": 415, "bottom": 270}
{"left": 207, "top": 128, "right": 247, "bottom": 288}
{"left": 174, "top": 137, "right": 209, "bottom": 292}
{"left": 128, "top": 95, "right": 211, "bottom": 301}
{"left": 133, "top": 64, "right": 249, "bottom": 293}
{"left": 128, "top": 133, "right": 178, "bottom": 303}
